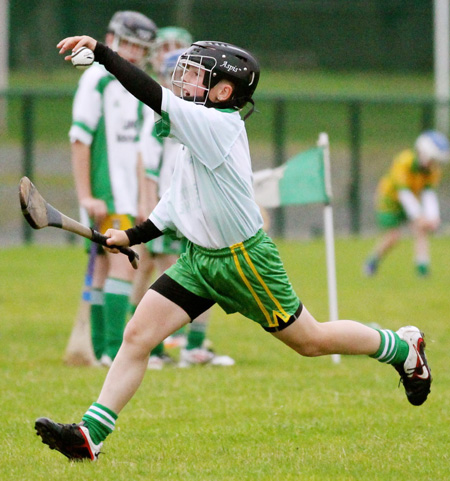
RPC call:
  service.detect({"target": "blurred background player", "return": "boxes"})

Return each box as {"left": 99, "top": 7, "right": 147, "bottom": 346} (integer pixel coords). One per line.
{"left": 70, "top": 11, "right": 157, "bottom": 366}
{"left": 364, "top": 130, "right": 450, "bottom": 277}
{"left": 129, "top": 27, "right": 234, "bottom": 369}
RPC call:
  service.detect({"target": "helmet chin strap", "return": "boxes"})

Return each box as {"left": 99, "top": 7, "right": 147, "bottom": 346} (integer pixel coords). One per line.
{"left": 243, "top": 98, "right": 256, "bottom": 120}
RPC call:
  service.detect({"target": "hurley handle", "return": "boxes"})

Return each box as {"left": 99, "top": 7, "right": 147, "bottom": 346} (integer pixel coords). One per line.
{"left": 90, "top": 228, "right": 139, "bottom": 269}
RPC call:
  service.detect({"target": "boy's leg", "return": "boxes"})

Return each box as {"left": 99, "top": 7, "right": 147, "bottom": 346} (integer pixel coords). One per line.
{"left": 271, "top": 306, "right": 431, "bottom": 405}
{"left": 90, "top": 254, "right": 108, "bottom": 360}
{"left": 271, "top": 306, "right": 381, "bottom": 357}
{"left": 412, "top": 222, "right": 431, "bottom": 276}
{"left": 35, "top": 289, "right": 191, "bottom": 460}
{"left": 97, "top": 290, "right": 190, "bottom": 412}
{"left": 102, "top": 252, "right": 135, "bottom": 362}
{"left": 365, "top": 227, "right": 401, "bottom": 276}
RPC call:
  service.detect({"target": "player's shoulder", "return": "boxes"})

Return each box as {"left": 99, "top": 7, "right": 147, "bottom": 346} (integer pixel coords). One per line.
{"left": 393, "top": 149, "right": 415, "bottom": 167}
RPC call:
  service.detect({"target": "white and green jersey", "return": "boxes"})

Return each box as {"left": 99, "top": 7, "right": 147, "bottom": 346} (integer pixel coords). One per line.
{"left": 149, "top": 87, "right": 263, "bottom": 249}
{"left": 69, "top": 63, "right": 149, "bottom": 216}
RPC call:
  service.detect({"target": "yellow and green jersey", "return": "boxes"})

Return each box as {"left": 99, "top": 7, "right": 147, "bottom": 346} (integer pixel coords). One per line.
{"left": 376, "top": 149, "right": 441, "bottom": 212}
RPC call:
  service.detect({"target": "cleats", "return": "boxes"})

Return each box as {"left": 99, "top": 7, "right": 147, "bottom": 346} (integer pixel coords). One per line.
{"left": 35, "top": 417, "right": 102, "bottom": 461}
{"left": 393, "top": 326, "right": 432, "bottom": 406}
{"left": 179, "top": 347, "right": 235, "bottom": 368}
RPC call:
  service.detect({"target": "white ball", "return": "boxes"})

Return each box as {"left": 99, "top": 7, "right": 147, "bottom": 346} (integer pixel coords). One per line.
{"left": 71, "top": 47, "right": 95, "bottom": 70}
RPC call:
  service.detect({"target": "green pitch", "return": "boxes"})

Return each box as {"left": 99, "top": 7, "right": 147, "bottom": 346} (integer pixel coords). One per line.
{"left": 1, "top": 237, "right": 450, "bottom": 480}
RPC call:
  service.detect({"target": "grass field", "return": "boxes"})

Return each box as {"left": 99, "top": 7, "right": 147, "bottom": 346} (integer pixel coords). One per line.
{"left": 2, "top": 237, "right": 450, "bottom": 480}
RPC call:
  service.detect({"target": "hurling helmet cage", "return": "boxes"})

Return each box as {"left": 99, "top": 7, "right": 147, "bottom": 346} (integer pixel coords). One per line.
{"left": 161, "top": 48, "right": 188, "bottom": 86}
{"left": 172, "top": 41, "right": 260, "bottom": 114}
{"left": 108, "top": 11, "right": 158, "bottom": 52}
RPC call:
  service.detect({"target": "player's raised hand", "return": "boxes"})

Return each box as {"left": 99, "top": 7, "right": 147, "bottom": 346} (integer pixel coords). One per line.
{"left": 104, "top": 229, "right": 130, "bottom": 253}
{"left": 57, "top": 36, "right": 97, "bottom": 60}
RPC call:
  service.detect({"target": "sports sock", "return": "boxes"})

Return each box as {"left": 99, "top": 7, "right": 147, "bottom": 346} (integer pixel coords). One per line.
{"left": 370, "top": 329, "right": 409, "bottom": 365}
{"left": 104, "top": 278, "right": 132, "bottom": 360}
{"left": 186, "top": 321, "right": 207, "bottom": 350}
{"left": 90, "top": 288, "right": 105, "bottom": 360}
{"left": 82, "top": 402, "right": 118, "bottom": 445}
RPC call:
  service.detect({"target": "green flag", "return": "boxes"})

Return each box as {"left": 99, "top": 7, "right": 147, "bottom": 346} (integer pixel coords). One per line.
{"left": 253, "top": 147, "right": 330, "bottom": 208}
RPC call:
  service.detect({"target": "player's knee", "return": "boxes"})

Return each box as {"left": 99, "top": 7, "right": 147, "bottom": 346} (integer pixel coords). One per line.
{"left": 287, "top": 331, "right": 325, "bottom": 357}
{"left": 123, "top": 318, "right": 146, "bottom": 348}
{"left": 294, "top": 342, "right": 324, "bottom": 357}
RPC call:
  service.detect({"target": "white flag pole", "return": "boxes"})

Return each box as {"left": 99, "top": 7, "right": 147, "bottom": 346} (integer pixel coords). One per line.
{"left": 317, "top": 133, "right": 341, "bottom": 364}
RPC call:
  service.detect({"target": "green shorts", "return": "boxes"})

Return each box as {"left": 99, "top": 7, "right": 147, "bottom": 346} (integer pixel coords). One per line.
{"left": 146, "top": 231, "right": 187, "bottom": 256}
{"left": 375, "top": 195, "right": 407, "bottom": 229}
{"left": 165, "top": 230, "right": 302, "bottom": 331}
{"left": 376, "top": 210, "right": 407, "bottom": 229}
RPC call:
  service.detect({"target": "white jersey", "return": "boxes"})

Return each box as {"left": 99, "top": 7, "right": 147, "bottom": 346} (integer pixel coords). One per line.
{"left": 149, "top": 87, "right": 263, "bottom": 249}
{"left": 69, "top": 63, "right": 150, "bottom": 216}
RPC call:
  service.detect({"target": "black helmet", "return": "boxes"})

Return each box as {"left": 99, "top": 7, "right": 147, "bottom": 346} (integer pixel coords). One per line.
{"left": 108, "top": 11, "right": 157, "bottom": 49}
{"left": 173, "top": 40, "right": 260, "bottom": 113}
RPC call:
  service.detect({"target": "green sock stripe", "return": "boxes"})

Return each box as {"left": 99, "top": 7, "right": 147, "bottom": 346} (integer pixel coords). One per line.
{"left": 371, "top": 329, "right": 394, "bottom": 361}
{"left": 372, "top": 329, "right": 405, "bottom": 364}
{"left": 93, "top": 402, "right": 118, "bottom": 420}
{"left": 392, "top": 339, "right": 410, "bottom": 365}
{"left": 84, "top": 404, "right": 117, "bottom": 432}
{"left": 382, "top": 330, "right": 396, "bottom": 361}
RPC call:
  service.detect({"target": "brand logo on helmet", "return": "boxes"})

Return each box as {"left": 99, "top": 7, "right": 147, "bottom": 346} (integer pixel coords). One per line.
{"left": 220, "top": 61, "right": 240, "bottom": 73}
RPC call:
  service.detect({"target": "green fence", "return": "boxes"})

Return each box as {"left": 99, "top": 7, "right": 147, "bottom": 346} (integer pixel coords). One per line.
{"left": 0, "top": 88, "right": 447, "bottom": 246}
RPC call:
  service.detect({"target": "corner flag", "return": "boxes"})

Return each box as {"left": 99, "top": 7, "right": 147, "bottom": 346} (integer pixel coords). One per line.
{"left": 253, "top": 147, "right": 329, "bottom": 208}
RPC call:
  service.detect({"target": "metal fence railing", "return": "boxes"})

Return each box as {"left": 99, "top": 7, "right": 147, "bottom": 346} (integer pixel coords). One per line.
{"left": 1, "top": 88, "right": 448, "bottom": 245}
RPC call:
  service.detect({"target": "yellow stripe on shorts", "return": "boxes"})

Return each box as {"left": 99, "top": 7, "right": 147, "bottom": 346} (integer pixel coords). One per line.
{"left": 230, "top": 242, "right": 290, "bottom": 328}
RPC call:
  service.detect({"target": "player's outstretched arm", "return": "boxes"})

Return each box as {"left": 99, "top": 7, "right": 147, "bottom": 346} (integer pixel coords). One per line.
{"left": 57, "top": 35, "right": 163, "bottom": 115}
{"left": 94, "top": 43, "right": 163, "bottom": 114}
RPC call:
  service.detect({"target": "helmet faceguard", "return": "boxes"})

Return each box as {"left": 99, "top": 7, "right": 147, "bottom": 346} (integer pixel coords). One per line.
{"left": 415, "top": 130, "right": 450, "bottom": 165}
{"left": 172, "top": 54, "right": 215, "bottom": 105}
{"left": 107, "top": 11, "right": 157, "bottom": 67}
{"left": 172, "top": 41, "right": 260, "bottom": 117}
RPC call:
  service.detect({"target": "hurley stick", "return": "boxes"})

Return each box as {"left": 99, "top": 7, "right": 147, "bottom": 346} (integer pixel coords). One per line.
{"left": 19, "top": 176, "right": 139, "bottom": 269}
